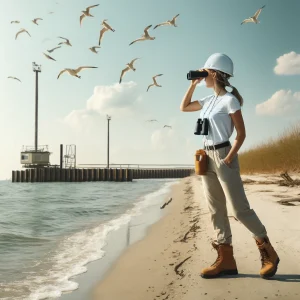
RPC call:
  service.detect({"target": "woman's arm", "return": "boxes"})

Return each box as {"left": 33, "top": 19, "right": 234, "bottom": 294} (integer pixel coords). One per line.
{"left": 224, "top": 110, "right": 246, "bottom": 164}
{"left": 180, "top": 81, "right": 202, "bottom": 112}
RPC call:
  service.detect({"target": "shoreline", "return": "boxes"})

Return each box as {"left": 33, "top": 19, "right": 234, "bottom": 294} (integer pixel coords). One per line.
{"left": 92, "top": 176, "right": 196, "bottom": 299}
{"left": 92, "top": 174, "right": 300, "bottom": 300}
{"left": 58, "top": 179, "right": 180, "bottom": 300}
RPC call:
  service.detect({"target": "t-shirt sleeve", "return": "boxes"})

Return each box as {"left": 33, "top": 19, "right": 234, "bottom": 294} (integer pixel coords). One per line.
{"left": 226, "top": 96, "right": 241, "bottom": 114}
{"left": 198, "top": 95, "right": 210, "bottom": 108}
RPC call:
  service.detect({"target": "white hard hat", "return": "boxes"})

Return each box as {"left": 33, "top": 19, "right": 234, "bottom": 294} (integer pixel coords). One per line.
{"left": 202, "top": 53, "right": 234, "bottom": 77}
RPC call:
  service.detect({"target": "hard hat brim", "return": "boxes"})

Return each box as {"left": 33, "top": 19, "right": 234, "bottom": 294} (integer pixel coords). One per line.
{"left": 201, "top": 66, "right": 234, "bottom": 77}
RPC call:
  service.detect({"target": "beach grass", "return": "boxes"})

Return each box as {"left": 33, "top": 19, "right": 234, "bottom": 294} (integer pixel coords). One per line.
{"left": 239, "top": 122, "right": 300, "bottom": 174}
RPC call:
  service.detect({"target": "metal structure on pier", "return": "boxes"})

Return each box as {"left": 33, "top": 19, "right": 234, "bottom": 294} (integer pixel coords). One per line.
{"left": 64, "top": 144, "right": 76, "bottom": 169}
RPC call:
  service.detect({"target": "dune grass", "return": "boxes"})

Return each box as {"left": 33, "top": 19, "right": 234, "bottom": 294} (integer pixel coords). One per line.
{"left": 239, "top": 122, "right": 300, "bottom": 174}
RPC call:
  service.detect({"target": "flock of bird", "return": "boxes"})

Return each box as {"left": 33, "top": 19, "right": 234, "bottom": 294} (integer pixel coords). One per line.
{"left": 7, "top": 3, "right": 267, "bottom": 129}
{"left": 145, "top": 119, "right": 172, "bottom": 129}
{"left": 8, "top": 4, "right": 180, "bottom": 95}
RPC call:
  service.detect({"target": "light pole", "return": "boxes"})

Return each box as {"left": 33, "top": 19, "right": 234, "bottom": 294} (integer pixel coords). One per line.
{"left": 32, "top": 62, "right": 41, "bottom": 152}
{"left": 107, "top": 115, "right": 111, "bottom": 169}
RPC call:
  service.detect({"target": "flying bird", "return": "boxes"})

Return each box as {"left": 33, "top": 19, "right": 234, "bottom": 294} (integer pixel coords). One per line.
{"left": 43, "top": 52, "right": 56, "bottom": 61}
{"left": 163, "top": 125, "right": 172, "bottom": 129}
{"left": 32, "top": 18, "right": 43, "bottom": 25}
{"left": 129, "top": 25, "right": 155, "bottom": 45}
{"left": 80, "top": 4, "right": 99, "bottom": 26}
{"left": 119, "top": 58, "right": 140, "bottom": 83}
{"left": 57, "top": 66, "right": 97, "bottom": 79}
{"left": 147, "top": 74, "right": 163, "bottom": 91}
{"left": 89, "top": 46, "right": 101, "bottom": 53}
{"left": 8, "top": 76, "right": 21, "bottom": 82}
{"left": 58, "top": 36, "right": 72, "bottom": 46}
{"left": 47, "top": 46, "right": 61, "bottom": 53}
{"left": 48, "top": 12, "right": 54, "bottom": 14}
{"left": 15, "top": 28, "right": 31, "bottom": 39}
{"left": 241, "top": 5, "right": 266, "bottom": 25}
{"left": 146, "top": 119, "right": 158, "bottom": 122}
{"left": 154, "top": 14, "right": 180, "bottom": 29}
{"left": 98, "top": 19, "right": 115, "bottom": 45}
{"left": 11, "top": 20, "right": 20, "bottom": 24}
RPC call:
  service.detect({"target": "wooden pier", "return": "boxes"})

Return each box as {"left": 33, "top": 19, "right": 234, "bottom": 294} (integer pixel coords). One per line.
{"left": 11, "top": 168, "right": 194, "bottom": 183}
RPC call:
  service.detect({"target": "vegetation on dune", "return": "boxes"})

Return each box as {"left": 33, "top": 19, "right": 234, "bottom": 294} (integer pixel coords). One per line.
{"left": 239, "top": 122, "right": 300, "bottom": 174}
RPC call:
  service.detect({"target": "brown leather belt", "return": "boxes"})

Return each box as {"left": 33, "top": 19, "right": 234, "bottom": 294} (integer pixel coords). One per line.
{"left": 204, "top": 141, "right": 230, "bottom": 150}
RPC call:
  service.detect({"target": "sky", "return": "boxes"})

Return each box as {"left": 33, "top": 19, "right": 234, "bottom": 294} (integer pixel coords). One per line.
{"left": 0, "top": 0, "right": 300, "bottom": 179}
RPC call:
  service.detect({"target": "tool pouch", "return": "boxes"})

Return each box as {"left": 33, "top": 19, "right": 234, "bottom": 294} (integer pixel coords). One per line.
{"left": 194, "top": 149, "right": 208, "bottom": 175}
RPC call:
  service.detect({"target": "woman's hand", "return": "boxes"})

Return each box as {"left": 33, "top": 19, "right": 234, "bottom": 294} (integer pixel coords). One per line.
{"left": 190, "top": 69, "right": 206, "bottom": 86}
{"left": 223, "top": 157, "right": 232, "bottom": 166}
{"left": 191, "top": 78, "right": 202, "bottom": 86}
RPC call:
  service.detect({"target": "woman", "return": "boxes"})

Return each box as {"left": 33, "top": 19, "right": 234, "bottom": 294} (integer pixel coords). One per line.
{"left": 180, "top": 53, "right": 279, "bottom": 279}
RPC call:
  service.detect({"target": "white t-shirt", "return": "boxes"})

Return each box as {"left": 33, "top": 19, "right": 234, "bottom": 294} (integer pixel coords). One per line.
{"left": 198, "top": 92, "right": 241, "bottom": 146}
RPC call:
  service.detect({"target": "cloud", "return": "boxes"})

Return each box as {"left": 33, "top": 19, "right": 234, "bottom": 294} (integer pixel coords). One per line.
{"left": 274, "top": 51, "right": 300, "bottom": 75}
{"left": 64, "top": 81, "right": 142, "bottom": 129}
{"left": 86, "top": 81, "right": 142, "bottom": 114}
{"left": 151, "top": 128, "right": 174, "bottom": 151}
{"left": 63, "top": 109, "right": 101, "bottom": 132}
{"left": 256, "top": 90, "right": 300, "bottom": 116}
{"left": 149, "top": 127, "right": 198, "bottom": 165}
{"left": 150, "top": 126, "right": 187, "bottom": 151}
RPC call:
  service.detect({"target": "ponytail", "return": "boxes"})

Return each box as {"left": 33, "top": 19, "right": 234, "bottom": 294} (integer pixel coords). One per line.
{"left": 230, "top": 86, "right": 243, "bottom": 106}
{"left": 214, "top": 70, "right": 244, "bottom": 106}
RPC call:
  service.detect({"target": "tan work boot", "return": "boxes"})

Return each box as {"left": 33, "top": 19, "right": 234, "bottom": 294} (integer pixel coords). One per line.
{"left": 200, "top": 242, "right": 238, "bottom": 278}
{"left": 255, "top": 236, "right": 280, "bottom": 279}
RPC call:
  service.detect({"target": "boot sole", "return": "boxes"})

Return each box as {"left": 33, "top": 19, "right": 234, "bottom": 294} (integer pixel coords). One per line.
{"left": 261, "top": 257, "right": 280, "bottom": 279}
{"left": 201, "top": 269, "right": 238, "bottom": 279}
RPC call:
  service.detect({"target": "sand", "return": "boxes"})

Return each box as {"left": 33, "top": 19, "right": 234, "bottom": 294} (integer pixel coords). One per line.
{"left": 92, "top": 174, "right": 300, "bottom": 300}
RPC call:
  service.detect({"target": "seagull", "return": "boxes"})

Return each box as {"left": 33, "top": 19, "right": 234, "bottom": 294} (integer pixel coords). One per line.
{"left": 80, "top": 4, "right": 99, "bottom": 26}
{"left": 146, "top": 119, "right": 158, "bottom": 122}
{"left": 47, "top": 46, "right": 61, "bottom": 53}
{"left": 15, "top": 28, "right": 31, "bottom": 40}
{"left": 43, "top": 52, "right": 56, "bottom": 61}
{"left": 98, "top": 19, "right": 115, "bottom": 45}
{"left": 163, "top": 125, "right": 172, "bottom": 129}
{"left": 89, "top": 46, "right": 101, "bottom": 53}
{"left": 57, "top": 66, "right": 97, "bottom": 79}
{"left": 241, "top": 5, "right": 266, "bottom": 25}
{"left": 102, "top": 19, "right": 115, "bottom": 32}
{"left": 119, "top": 58, "right": 140, "bottom": 83}
{"left": 58, "top": 36, "right": 72, "bottom": 46}
{"left": 8, "top": 76, "right": 21, "bottom": 82}
{"left": 147, "top": 74, "right": 163, "bottom": 91}
{"left": 154, "top": 14, "right": 180, "bottom": 29}
{"left": 129, "top": 25, "right": 155, "bottom": 45}
{"left": 32, "top": 18, "right": 43, "bottom": 25}
{"left": 11, "top": 20, "right": 20, "bottom": 24}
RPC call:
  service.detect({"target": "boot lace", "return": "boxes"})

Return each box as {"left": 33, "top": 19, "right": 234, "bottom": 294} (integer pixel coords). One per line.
{"left": 259, "top": 248, "right": 270, "bottom": 265}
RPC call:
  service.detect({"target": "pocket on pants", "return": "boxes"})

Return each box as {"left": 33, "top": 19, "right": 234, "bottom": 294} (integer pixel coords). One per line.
{"left": 220, "top": 158, "right": 233, "bottom": 170}
{"left": 217, "top": 146, "right": 238, "bottom": 171}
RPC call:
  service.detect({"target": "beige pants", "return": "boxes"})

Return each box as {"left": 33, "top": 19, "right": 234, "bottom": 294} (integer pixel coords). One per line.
{"left": 201, "top": 145, "right": 267, "bottom": 244}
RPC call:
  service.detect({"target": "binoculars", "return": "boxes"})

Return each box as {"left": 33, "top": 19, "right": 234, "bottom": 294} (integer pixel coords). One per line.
{"left": 187, "top": 70, "right": 208, "bottom": 80}
{"left": 194, "top": 118, "right": 209, "bottom": 135}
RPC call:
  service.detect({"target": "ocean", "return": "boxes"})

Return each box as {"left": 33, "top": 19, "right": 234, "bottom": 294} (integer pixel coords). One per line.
{"left": 0, "top": 179, "right": 179, "bottom": 300}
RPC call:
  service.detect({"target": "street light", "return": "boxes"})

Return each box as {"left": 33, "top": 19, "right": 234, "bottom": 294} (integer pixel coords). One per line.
{"left": 32, "top": 62, "right": 41, "bottom": 152}
{"left": 107, "top": 115, "right": 111, "bottom": 169}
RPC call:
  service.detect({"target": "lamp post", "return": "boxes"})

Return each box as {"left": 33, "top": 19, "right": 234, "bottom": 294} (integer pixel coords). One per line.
{"left": 32, "top": 62, "right": 41, "bottom": 152}
{"left": 106, "top": 115, "right": 111, "bottom": 169}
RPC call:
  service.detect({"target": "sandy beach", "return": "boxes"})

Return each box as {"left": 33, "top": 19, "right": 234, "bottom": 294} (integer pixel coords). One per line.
{"left": 92, "top": 174, "right": 300, "bottom": 300}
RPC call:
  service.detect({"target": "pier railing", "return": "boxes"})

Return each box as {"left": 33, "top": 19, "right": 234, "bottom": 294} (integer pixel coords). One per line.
{"left": 78, "top": 163, "right": 194, "bottom": 169}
